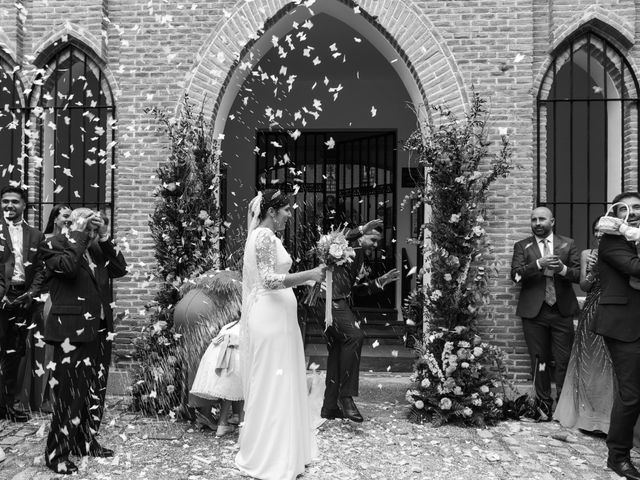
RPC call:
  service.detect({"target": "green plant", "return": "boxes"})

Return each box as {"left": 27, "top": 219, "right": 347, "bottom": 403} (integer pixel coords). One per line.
{"left": 130, "top": 94, "right": 222, "bottom": 416}
{"left": 403, "top": 92, "right": 512, "bottom": 425}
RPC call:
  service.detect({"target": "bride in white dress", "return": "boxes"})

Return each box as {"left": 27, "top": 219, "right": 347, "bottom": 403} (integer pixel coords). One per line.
{"left": 236, "top": 189, "right": 326, "bottom": 480}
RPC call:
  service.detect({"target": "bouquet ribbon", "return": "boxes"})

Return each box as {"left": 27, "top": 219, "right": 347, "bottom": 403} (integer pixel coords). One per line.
{"left": 324, "top": 268, "right": 333, "bottom": 331}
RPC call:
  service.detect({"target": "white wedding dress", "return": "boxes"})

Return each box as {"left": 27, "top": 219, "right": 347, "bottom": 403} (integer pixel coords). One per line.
{"left": 235, "top": 227, "right": 318, "bottom": 480}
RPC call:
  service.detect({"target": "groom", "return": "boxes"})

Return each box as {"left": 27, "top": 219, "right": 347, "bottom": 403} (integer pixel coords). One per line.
{"left": 594, "top": 192, "right": 640, "bottom": 480}
{"left": 316, "top": 219, "right": 399, "bottom": 423}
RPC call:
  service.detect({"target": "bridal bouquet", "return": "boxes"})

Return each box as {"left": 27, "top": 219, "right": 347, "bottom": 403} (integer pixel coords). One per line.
{"left": 304, "top": 226, "right": 356, "bottom": 329}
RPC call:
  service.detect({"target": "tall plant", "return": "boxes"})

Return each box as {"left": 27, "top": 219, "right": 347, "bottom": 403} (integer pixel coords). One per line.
{"left": 404, "top": 93, "right": 512, "bottom": 426}
{"left": 130, "top": 95, "right": 221, "bottom": 415}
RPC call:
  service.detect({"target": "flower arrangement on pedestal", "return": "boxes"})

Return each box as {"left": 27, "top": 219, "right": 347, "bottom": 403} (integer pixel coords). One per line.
{"left": 403, "top": 92, "right": 512, "bottom": 426}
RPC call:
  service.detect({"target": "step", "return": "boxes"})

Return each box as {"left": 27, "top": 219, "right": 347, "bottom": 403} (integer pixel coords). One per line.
{"left": 304, "top": 324, "right": 407, "bottom": 340}
{"left": 305, "top": 335, "right": 406, "bottom": 346}
{"left": 305, "top": 343, "right": 416, "bottom": 372}
{"left": 301, "top": 309, "right": 402, "bottom": 326}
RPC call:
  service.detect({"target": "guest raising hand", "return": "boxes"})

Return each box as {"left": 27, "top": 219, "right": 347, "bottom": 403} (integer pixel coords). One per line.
{"left": 41, "top": 209, "right": 127, "bottom": 475}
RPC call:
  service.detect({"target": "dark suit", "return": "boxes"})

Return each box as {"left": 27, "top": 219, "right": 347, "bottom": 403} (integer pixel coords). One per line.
{"left": 315, "top": 232, "right": 384, "bottom": 410}
{"left": 595, "top": 234, "right": 640, "bottom": 462}
{"left": 0, "top": 220, "right": 44, "bottom": 413}
{"left": 41, "top": 230, "right": 126, "bottom": 468}
{"left": 511, "top": 233, "right": 580, "bottom": 410}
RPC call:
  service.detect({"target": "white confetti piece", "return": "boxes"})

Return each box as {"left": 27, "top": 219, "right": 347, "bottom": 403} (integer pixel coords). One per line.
{"left": 325, "top": 137, "right": 335, "bottom": 149}
{"left": 61, "top": 338, "right": 76, "bottom": 353}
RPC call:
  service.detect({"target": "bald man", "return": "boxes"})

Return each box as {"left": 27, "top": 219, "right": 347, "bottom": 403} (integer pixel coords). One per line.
{"left": 511, "top": 206, "right": 580, "bottom": 419}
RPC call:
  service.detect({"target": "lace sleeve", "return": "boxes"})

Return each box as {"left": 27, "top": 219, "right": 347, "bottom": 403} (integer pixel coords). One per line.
{"left": 255, "top": 229, "right": 286, "bottom": 289}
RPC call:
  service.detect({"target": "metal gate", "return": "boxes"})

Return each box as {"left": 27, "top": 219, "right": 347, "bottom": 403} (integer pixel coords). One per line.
{"left": 256, "top": 130, "right": 397, "bottom": 309}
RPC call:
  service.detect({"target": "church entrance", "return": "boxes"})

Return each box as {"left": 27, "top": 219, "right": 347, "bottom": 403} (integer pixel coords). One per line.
{"left": 255, "top": 129, "right": 409, "bottom": 366}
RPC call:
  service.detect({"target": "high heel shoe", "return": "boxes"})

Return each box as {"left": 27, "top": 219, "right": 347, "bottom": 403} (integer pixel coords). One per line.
{"left": 216, "top": 424, "right": 236, "bottom": 437}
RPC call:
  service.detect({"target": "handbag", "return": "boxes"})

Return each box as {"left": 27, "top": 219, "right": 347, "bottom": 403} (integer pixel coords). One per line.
{"left": 599, "top": 202, "right": 640, "bottom": 290}
{"left": 597, "top": 202, "right": 630, "bottom": 234}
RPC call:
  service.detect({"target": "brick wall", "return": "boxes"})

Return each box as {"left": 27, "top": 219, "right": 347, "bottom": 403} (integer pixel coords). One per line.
{"left": 0, "top": 0, "right": 637, "bottom": 383}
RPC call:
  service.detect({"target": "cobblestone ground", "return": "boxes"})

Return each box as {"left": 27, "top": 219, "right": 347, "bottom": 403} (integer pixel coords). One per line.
{"left": 0, "top": 392, "right": 630, "bottom": 480}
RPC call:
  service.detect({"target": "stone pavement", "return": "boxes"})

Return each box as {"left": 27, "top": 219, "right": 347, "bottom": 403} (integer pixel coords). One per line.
{"left": 0, "top": 375, "right": 632, "bottom": 480}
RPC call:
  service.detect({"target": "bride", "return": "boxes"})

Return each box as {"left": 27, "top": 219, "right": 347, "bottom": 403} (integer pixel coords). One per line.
{"left": 235, "top": 189, "right": 326, "bottom": 480}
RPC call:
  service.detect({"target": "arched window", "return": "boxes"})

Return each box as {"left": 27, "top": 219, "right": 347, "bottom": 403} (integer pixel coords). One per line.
{"left": 537, "top": 31, "right": 640, "bottom": 251}
{"left": 29, "top": 44, "right": 115, "bottom": 230}
{"left": 0, "top": 59, "right": 24, "bottom": 188}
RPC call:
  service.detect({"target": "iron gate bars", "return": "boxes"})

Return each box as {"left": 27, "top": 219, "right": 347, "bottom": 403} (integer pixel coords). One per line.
{"left": 28, "top": 44, "right": 116, "bottom": 234}
{"left": 0, "top": 59, "right": 24, "bottom": 190}
{"left": 255, "top": 129, "right": 397, "bottom": 308}
{"left": 536, "top": 30, "right": 640, "bottom": 252}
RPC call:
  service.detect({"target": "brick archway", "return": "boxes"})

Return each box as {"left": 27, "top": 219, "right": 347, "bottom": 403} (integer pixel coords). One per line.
{"left": 183, "top": 0, "right": 466, "bottom": 134}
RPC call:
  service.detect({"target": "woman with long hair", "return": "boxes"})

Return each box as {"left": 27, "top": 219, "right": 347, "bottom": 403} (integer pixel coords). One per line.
{"left": 235, "top": 189, "right": 325, "bottom": 480}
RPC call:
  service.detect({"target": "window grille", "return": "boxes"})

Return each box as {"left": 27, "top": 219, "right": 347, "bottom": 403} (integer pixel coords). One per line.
{"left": 0, "top": 59, "right": 25, "bottom": 189}
{"left": 537, "top": 31, "right": 640, "bottom": 250}
{"left": 28, "top": 45, "right": 115, "bottom": 232}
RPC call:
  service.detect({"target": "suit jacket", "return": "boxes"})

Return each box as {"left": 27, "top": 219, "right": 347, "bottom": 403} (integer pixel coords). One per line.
{"left": 0, "top": 219, "right": 45, "bottom": 296}
{"left": 41, "top": 230, "right": 127, "bottom": 344}
{"left": 594, "top": 234, "right": 640, "bottom": 341}
{"left": 327, "top": 245, "right": 385, "bottom": 300}
{"left": 510, "top": 233, "right": 580, "bottom": 318}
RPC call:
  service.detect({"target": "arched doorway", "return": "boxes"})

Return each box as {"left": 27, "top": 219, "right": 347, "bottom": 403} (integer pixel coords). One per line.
{"left": 219, "top": 11, "right": 419, "bottom": 363}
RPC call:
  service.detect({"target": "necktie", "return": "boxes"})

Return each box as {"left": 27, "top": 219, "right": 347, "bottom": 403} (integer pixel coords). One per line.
{"left": 542, "top": 239, "right": 556, "bottom": 306}
{"left": 84, "top": 250, "right": 95, "bottom": 274}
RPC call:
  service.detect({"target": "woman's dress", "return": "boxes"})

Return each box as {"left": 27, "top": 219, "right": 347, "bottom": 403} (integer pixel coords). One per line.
{"left": 554, "top": 260, "right": 614, "bottom": 432}
{"left": 235, "top": 227, "right": 318, "bottom": 480}
{"left": 190, "top": 321, "right": 242, "bottom": 402}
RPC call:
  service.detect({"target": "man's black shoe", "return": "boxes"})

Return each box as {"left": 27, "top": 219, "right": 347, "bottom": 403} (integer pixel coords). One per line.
{"left": 607, "top": 458, "right": 640, "bottom": 480}
{"left": 46, "top": 459, "right": 78, "bottom": 475}
{"left": 338, "top": 396, "right": 363, "bottom": 423}
{"left": 0, "top": 407, "right": 30, "bottom": 422}
{"left": 320, "top": 407, "right": 344, "bottom": 420}
{"left": 73, "top": 442, "right": 115, "bottom": 458}
{"left": 90, "top": 446, "right": 115, "bottom": 458}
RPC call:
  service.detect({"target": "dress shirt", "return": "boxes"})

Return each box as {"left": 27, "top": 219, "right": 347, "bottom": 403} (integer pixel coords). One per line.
{"left": 535, "top": 233, "right": 568, "bottom": 276}
{"left": 7, "top": 221, "right": 25, "bottom": 284}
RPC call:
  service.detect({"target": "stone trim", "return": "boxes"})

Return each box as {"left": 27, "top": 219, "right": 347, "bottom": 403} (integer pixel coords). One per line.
{"left": 183, "top": 0, "right": 467, "bottom": 128}
{"left": 550, "top": 5, "right": 634, "bottom": 53}
{"left": 32, "top": 22, "right": 106, "bottom": 71}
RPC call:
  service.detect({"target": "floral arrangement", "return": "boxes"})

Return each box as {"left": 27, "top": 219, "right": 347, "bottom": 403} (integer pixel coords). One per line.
{"left": 315, "top": 226, "right": 356, "bottom": 267}
{"left": 406, "top": 326, "right": 506, "bottom": 426}
{"left": 130, "top": 95, "right": 224, "bottom": 416}
{"left": 304, "top": 226, "right": 356, "bottom": 328}
{"left": 403, "top": 92, "right": 513, "bottom": 426}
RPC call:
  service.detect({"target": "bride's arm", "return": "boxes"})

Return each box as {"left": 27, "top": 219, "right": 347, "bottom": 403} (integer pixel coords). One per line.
{"left": 255, "top": 229, "right": 323, "bottom": 289}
